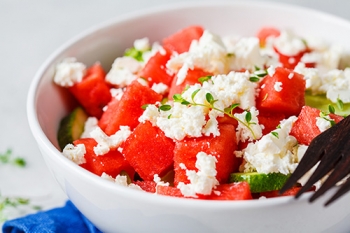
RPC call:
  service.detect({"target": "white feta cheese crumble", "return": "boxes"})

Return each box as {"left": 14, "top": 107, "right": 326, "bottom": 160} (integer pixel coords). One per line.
{"left": 234, "top": 107, "right": 263, "bottom": 143}
{"left": 294, "top": 63, "right": 322, "bottom": 93}
{"left": 316, "top": 115, "right": 332, "bottom": 132}
{"left": 53, "top": 57, "right": 86, "bottom": 87}
{"left": 288, "top": 72, "right": 294, "bottom": 79}
{"left": 240, "top": 116, "right": 298, "bottom": 175}
{"left": 62, "top": 143, "right": 86, "bottom": 165}
{"left": 101, "top": 173, "right": 143, "bottom": 190}
{"left": 81, "top": 117, "right": 99, "bottom": 138}
{"left": 273, "top": 30, "right": 306, "bottom": 56}
{"left": 110, "top": 88, "right": 124, "bottom": 100}
{"left": 320, "top": 68, "right": 350, "bottom": 103}
{"left": 274, "top": 81, "right": 283, "bottom": 92}
{"left": 153, "top": 174, "right": 169, "bottom": 194}
{"left": 90, "top": 126, "right": 131, "bottom": 156}
{"left": 199, "top": 71, "right": 258, "bottom": 110}
{"left": 151, "top": 82, "right": 169, "bottom": 95}
{"left": 134, "top": 37, "right": 150, "bottom": 51}
{"left": 156, "top": 103, "right": 207, "bottom": 140}
{"left": 105, "top": 56, "right": 142, "bottom": 87}
{"left": 224, "top": 36, "right": 265, "bottom": 71}
{"left": 167, "top": 30, "right": 229, "bottom": 85}
{"left": 177, "top": 152, "right": 219, "bottom": 198}
{"left": 267, "top": 65, "right": 276, "bottom": 77}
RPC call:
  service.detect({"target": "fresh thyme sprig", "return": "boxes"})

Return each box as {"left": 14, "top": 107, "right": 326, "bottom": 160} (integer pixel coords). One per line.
{"left": 0, "top": 149, "right": 26, "bottom": 168}
{"left": 320, "top": 111, "right": 335, "bottom": 127}
{"left": 249, "top": 66, "right": 268, "bottom": 82}
{"left": 172, "top": 90, "right": 258, "bottom": 139}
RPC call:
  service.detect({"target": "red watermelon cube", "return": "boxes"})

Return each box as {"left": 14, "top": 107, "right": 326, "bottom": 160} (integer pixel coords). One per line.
{"left": 256, "top": 67, "right": 305, "bottom": 117}
{"left": 102, "top": 80, "right": 163, "bottom": 135}
{"left": 290, "top": 106, "right": 343, "bottom": 145}
{"left": 69, "top": 63, "right": 112, "bottom": 118}
{"left": 138, "top": 49, "right": 174, "bottom": 87}
{"left": 74, "top": 138, "right": 135, "bottom": 179}
{"left": 122, "top": 121, "right": 175, "bottom": 181}
{"left": 162, "top": 25, "right": 204, "bottom": 54}
{"left": 168, "top": 68, "right": 212, "bottom": 99}
{"left": 173, "top": 124, "right": 238, "bottom": 186}
{"left": 208, "top": 182, "right": 252, "bottom": 200}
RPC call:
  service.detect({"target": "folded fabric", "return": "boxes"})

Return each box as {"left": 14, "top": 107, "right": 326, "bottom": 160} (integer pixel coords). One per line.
{"left": 2, "top": 201, "right": 102, "bottom": 233}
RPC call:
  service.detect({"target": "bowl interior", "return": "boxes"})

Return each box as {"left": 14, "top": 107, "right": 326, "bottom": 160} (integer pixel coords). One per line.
{"left": 27, "top": 1, "right": 350, "bottom": 232}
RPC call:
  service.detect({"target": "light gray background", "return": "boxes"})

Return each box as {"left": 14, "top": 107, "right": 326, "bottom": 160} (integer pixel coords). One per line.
{"left": 1, "top": 0, "right": 349, "bottom": 232}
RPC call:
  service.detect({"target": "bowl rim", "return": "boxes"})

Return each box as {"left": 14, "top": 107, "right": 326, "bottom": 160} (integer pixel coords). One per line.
{"left": 27, "top": 0, "right": 350, "bottom": 210}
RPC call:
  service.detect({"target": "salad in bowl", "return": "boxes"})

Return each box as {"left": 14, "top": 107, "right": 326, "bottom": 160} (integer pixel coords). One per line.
{"left": 28, "top": 1, "right": 350, "bottom": 232}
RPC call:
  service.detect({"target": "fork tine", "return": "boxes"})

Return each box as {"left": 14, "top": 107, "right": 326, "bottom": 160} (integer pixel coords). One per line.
{"left": 280, "top": 115, "right": 350, "bottom": 197}
{"left": 309, "top": 148, "right": 350, "bottom": 202}
{"left": 295, "top": 117, "right": 350, "bottom": 198}
{"left": 279, "top": 128, "right": 333, "bottom": 194}
{"left": 325, "top": 176, "right": 350, "bottom": 206}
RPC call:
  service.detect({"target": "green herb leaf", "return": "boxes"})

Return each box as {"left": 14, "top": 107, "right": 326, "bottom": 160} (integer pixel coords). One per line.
{"left": 271, "top": 131, "right": 279, "bottom": 138}
{"left": 328, "top": 104, "right": 335, "bottom": 114}
{"left": 249, "top": 76, "right": 260, "bottom": 82}
{"left": 337, "top": 98, "right": 344, "bottom": 111}
{"left": 206, "top": 93, "right": 216, "bottom": 105}
{"left": 124, "top": 47, "right": 144, "bottom": 62}
{"left": 141, "top": 104, "right": 149, "bottom": 110}
{"left": 173, "top": 94, "right": 183, "bottom": 102}
{"left": 198, "top": 76, "right": 212, "bottom": 84}
{"left": 181, "top": 100, "right": 191, "bottom": 106}
{"left": 159, "top": 104, "right": 172, "bottom": 111}
{"left": 191, "top": 89, "right": 201, "bottom": 101}
{"left": 245, "top": 111, "right": 252, "bottom": 123}
{"left": 224, "top": 103, "right": 240, "bottom": 114}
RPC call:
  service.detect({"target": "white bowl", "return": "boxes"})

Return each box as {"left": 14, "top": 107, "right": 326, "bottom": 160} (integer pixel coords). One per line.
{"left": 27, "top": 1, "right": 350, "bottom": 232}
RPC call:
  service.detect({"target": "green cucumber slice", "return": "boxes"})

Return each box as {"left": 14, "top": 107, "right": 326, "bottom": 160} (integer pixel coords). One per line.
{"left": 305, "top": 92, "right": 350, "bottom": 116}
{"left": 57, "top": 107, "right": 88, "bottom": 150}
{"left": 229, "top": 172, "right": 290, "bottom": 193}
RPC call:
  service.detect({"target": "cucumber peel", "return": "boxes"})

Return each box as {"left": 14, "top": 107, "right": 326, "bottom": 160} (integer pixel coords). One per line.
{"left": 229, "top": 172, "right": 291, "bottom": 193}
{"left": 57, "top": 107, "right": 88, "bottom": 150}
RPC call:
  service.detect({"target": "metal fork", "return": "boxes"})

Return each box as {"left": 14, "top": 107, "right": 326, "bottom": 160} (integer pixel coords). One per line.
{"left": 280, "top": 115, "right": 350, "bottom": 206}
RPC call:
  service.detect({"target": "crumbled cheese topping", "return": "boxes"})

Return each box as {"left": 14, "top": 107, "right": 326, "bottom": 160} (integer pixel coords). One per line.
{"left": 134, "top": 37, "right": 150, "bottom": 51}
{"left": 234, "top": 106, "right": 263, "bottom": 143}
{"left": 267, "top": 65, "right": 276, "bottom": 77}
{"left": 90, "top": 126, "right": 131, "bottom": 156}
{"left": 240, "top": 116, "right": 298, "bottom": 175}
{"left": 53, "top": 57, "right": 86, "bottom": 87}
{"left": 62, "top": 143, "right": 86, "bottom": 165}
{"left": 151, "top": 82, "right": 169, "bottom": 95}
{"left": 153, "top": 174, "right": 169, "bottom": 194}
{"left": 105, "top": 56, "right": 142, "bottom": 87}
{"left": 225, "top": 37, "right": 265, "bottom": 71}
{"left": 274, "top": 81, "right": 283, "bottom": 92}
{"left": 139, "top": 70, "right": 258, "bottom": 140}
{"left": 110, "top": 88, "right": 124, "bottom": 100}
{"left": 101, "top": 173, "right": 142, "bottom": 190}
{"left": 177, "top": 152, "right": 219, "bottom": 197}
{"left": 316, "top": 115, "right": 332, "bottom": 132}
{"left": 273, "top": 30, "right": 306, "bottom": 56}
{"left": 167, "top": 30, "right": 230, "bottom": 85}
{"left": 81, "top": 117, "right": 98, "bottom": 138}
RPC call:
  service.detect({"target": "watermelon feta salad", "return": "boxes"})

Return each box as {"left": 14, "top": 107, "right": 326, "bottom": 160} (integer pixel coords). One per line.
{"left": 54, "top": 25, "right": 350, "bottom": 200}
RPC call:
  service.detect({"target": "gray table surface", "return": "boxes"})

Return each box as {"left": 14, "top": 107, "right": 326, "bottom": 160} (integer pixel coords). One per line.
{"left": 1, "top": 0, "right": 349, "bottom": 232}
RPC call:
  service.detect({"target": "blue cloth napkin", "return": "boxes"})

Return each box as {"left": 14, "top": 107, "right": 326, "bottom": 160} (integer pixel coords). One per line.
{"left": 2, "top": 201, "right": 102, "bottom": 233}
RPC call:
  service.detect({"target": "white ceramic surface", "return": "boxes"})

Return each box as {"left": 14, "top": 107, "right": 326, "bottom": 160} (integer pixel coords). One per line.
{"left": 26, "top": 1, "right": 350, "bottom": 233}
